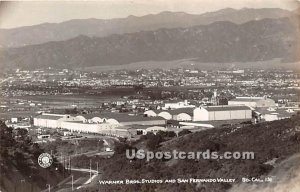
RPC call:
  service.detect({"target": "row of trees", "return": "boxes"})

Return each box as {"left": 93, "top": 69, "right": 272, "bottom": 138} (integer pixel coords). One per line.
{"left": 114, "top": 129, "right": 192, "bottom": 154}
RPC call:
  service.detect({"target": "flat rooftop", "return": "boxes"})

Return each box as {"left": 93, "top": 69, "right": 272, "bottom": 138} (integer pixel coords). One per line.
{"left": 35, "top": 115, "right": 64, "bottom": 120}
{"left": 204, "top": 105, "right": 251, "bottom": 111}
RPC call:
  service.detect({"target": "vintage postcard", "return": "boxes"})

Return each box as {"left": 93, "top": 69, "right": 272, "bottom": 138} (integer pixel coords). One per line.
{"left": 0, "top": 1, "right": 299, "bottom": 192}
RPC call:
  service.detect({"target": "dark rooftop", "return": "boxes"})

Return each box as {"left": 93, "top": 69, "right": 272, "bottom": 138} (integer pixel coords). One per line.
{"left": 167, "top": 108, "right": 194, "bottom": 116}
{"left": 100, "top": 113, "right": 165, "bottom": 122}
{"left": 35, "top": 115, "right": 65, "bottom": 120}
{"left": 204, "top": 105, "right": 251, "bottom": 111}
{"left": 230, "top": 97, "right": 272, "bottom": 102}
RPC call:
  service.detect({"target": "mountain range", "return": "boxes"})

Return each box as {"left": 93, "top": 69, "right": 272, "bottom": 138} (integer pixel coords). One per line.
{"left": 0, "top": 8, "right": 293, "bottom": 48}
{"left": 0, "top": 8, "right": 299, "bottom": 70}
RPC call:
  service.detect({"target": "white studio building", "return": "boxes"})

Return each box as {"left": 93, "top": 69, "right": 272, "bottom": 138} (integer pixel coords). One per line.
{"left": 33, "top": 113, "right": 166, "bottom": 136}
{"left": 162, "top": 100, "right": 195, "bottom": 110}
{"left": 255, "top": 107, "right": 297, "bottom": 122}
{"left": 144, "top": 108, "right": 193, "bottom": 121}
{"left": 60, "top": 121, "right": 119, "bottom": 133}
{"left": 157, "top": 111, "right": 173, "bottom": 120}
{"left": 137, "top": 126, "right": 168, "bottom": 135}
{"left": 228, "top": 96, "right": 276, "bottom": 108}
{"left": 143, "top": 110, "right": 173, "bottom": 120}
{"left": 11, "top": 117, "right": 18, "bottom": 123}
{"left": 165, "top": 108, "right": 193, "bottom": 121}
{"left": 193, "top": 105, "right": 252, "bottom": 121}
{"left": 33, "top": 113, "right": 79, "bottom": 128}
{"left": 144, "top": 105, "right": 252, "bottom": 122}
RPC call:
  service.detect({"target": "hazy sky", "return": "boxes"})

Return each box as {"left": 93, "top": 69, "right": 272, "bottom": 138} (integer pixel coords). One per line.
{"left": 0, "top": 0, "right": 298, "bottom": 29}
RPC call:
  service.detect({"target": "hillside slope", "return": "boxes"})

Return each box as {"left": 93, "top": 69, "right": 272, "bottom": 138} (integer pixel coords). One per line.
{"left": 94, "top": 114, "right": 300, "bottom": 192}
{"left": 0, "top": 122, "right": 67, "bottom": 192}
{"left": 0, "top": 8, "right": 292, "bottom": 47}
{"left": 230, "top": 154, "right": 300, "bottom": 192}
{"left": 1, "top": 17, "right": 299, "bottom": 70}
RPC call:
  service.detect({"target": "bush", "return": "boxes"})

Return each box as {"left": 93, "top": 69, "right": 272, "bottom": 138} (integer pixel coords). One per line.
{"left": 178, "top": 129, "right": 192, "bottom": 136}
{"left": 114, "top": 141, "right": 131, "bottom": 154}
{"left": 146, "top": 133, "right": 163, "bottom": 150}
{"left": 156, "top": 131, "right": 176, "bottom": 138}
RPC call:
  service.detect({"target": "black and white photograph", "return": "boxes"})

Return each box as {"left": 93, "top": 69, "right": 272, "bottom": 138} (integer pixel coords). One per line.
{"left": 0, "top": 0, "right": 299, "bottom": 191}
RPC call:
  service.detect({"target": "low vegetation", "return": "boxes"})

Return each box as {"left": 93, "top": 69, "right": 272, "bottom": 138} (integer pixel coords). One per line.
{"left": 91, "top": 114, "right": 300, "bottom": 192}
{"left": 40, "top": 137, "right": 104, "bottom": 156}
{"left": 0, "top": 122, "right": 67, "bottom": 192}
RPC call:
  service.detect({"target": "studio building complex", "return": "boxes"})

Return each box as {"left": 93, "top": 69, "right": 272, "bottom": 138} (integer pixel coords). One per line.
{"left": 33, "top": 104, "right": 253, "bottom": 137}
{"left": 34, "top": 113, "right": 166, "bottom": 137}
{"left": 144, "top": 105, "right": 252, "bottom": 121}
{"left": 33, "top": 96, "right": 298, "bottom": 137}
{"left": 228, "top": 96, "right": 276, "bottom": 108}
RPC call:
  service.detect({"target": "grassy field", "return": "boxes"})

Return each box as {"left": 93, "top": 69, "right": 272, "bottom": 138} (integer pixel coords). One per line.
{"left": 0, "top": 94, "right": 124, "bottom": 120}
{"left": 78, "top": 58, "right": 300, "bottom": 72}
{"left": 5, "top": 94, "right": 122, "bottom": 109}
{"left": 12, "top": 94, "right": 120, "bottom": 103}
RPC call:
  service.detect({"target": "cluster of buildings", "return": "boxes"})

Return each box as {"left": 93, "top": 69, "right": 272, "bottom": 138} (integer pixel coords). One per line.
{"left": 2, "top": 68, "right": 299, "bottom": 101}
{"left": 228, "top": 96, "right": 298, "bottom": 122}
{"left": 32, "top": 99, "right": 249, "bottom": 137}
{"left": 146, "top": 96, "right": 293, "bottom": 122}
{"left": 144, "top": 105, "right": 252, "bottom": 122}
{"left": 228, "top": 96, "right": 276, "bottom": 108}
{"left": 33, "top": 113, "right": 167, "bottom": 137}
{"left": 31, "top": 95, "right": 298, "bottom": 138}
{"left": 3, "top": 67, "right": 299, "bottom": 140}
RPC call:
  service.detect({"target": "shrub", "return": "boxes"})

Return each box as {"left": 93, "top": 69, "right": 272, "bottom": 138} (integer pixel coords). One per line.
{"left": 178, "top": 129, "right": 192, "bottom": 136}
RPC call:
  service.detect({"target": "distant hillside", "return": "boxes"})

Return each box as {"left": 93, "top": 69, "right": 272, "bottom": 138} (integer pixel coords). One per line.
{"left": 92, "top": 114, "right": 300, "bottom": 192}
{"left": 0, "top": 17, "right": 299, "bottom": 70}
{"left": 0, "top": 8, "right": 292, "bottom": 47}
{"left": 0, "top": 122, "right": 66, "bottom": 192}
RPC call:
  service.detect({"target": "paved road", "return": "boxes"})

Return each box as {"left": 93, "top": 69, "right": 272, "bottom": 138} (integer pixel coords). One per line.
{"left": 70, "top": 167, "right": 99, "bottom": 190}
{"left": 49, "top": 150, "right": 110, "bottom": 191}
{"left": 51, "top": 167, "right": 99, "bottom": 192}
{"left": 0, "top": 77, "right": 12, "bottom": 86}
{"left": 56, "top": 151, "right": 114, "bottom": 163}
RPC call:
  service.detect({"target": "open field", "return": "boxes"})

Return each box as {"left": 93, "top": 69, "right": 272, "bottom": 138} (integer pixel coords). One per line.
{"left": 0, "top": 94, "right": 124, "bottom": 120}
{"left": 79, "top": 58, "right": 300, "bottom": 72}
{"left": 1, "top": 94, "right": 122, "bottom": 108}
{"left": 12, "top": 94, "right": 120, "bottom": 103}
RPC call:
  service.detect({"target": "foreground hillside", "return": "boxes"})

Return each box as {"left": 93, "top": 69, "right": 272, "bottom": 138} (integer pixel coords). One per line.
{"left": 230, "top": 153, "right": 300, "bottom": 192}
{"left": 0, "top": 122, "right": 67, "bottom": 192}
{"left": 91, "top": 113, "right": 300, "bottom": 192}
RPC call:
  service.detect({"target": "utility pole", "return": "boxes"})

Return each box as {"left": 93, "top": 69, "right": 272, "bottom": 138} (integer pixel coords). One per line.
{"left": 46, "top": 184, "right": 50, "bottom": 192}
{"left": 71, "top": 175, "right": 74, "bottom": 191}
{"left": 63, "top": 156, "right": 65, "bottom": 177}
{"left": 20, "top": 179, "right": 25, "bottom": 192}
{"left": 96, "top": 162, "right": 99, "bottom": 175}
{"left": 89, "top": 159, "right": 92, "bottom": 179}
{"left": 29, "top": 175, "right": 33, "bottom": 192}
{"left": 68, "top": 156, "right": 71, "bottom": 173}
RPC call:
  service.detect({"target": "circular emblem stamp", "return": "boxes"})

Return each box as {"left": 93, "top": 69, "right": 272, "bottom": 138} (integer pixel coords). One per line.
{"left": 38, "top": 153, "right": 53, "bottom": 168}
